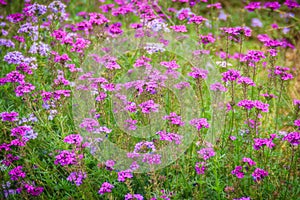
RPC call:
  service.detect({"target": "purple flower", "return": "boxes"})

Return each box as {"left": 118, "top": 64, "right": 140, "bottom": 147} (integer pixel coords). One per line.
{"left": 0, "top": 111, "right": 19, "bottom": 122}
{"left": 9, "top": 166, "right": 26, "bottom": 181}
{"left": 54, "top": 150, "right": 77, "bottom": 166}
{"left": 294, "top": 119, "right": 300, "bottom": 129}
{"left": 64, "top": 134, "right": 83, "bottom": 146}
{"left": 170, "top": 25, "right": 187, "bottom": 32}
{"left": 284, "top": 0, "right": 300, "bottom": 9}
{"left": 264, "top": 2, "right": 281, "bottom": 10}
{"left": 163, "top": 112, "right": 185, "bottom": 126}
{"left": 245, "top": 2, "right": 261, "bottom": 12}
{"left": 125, "top": 193, "right": 144, "bottom": 200}
{"left": 23, "top": 183, "right": 43, "bottom": 196}
{"left": 222, "top": 69, "right": 241, "bottom": 82}
{"left": 195, "top": 162, "right": 206, "bottom": 174}
{"left": 67, "top": 171, "right": 87, "bottom": 186}
{"left": 252, "top": 168, "right": 268, "bottom": 182}
{"left": 253, "top": 137, "right": 275, "bottom": 150}
{"left": 282, "top": 132, "right": 300, "bottom": 146}
{"left": 251, "top": 18, "right": 263, "bottom": 28}
{"left": 237, "top": 77, "right": 256, "bottom": 86}
{"left": 105, "top": 160, "right": 115, "bottom": 171}
{"left": 188, "top": 67, "right": 208, "bottom": 79}
{"left": 210, "top": 82, "right": 227, "bottom": 92}
{"left": 188, "top": 15, "right": 207, "bottom": 24}
{"left": 237, "top": 100, "right": 269, "bottom": 112}
{"left": 156, "top": 130, "right": 183, "bottom": 145}
{"left": 139, "top": 100, "right": 159, "bottom": 114}
{"left": 134, "top": 141, "right": 156, "bottom": 153}
{"left": 197, "top": 147, "right": 215, "bottom": 160}
{"left": 199, "top": 33, "right": 215, "bottom": 44}
{"left": 117, "top": 169, "right": 133, "bottom": 182}
{"left": 80, "top": 118, "right": 99, "bottom": 132}
{"left": 142, "top": 153, "right": 161, "bottom": 165}
{"left": 98, "top": 182, "right": 114, "bottom": 194}
{"left": 15, "top": 83, "right": 35, "bottom": 97}
{"left": 4, "top": 51, "right": 24, "bottom": 65}
{"left": 231, "top": 166, "right": 244, "bottom": 178}
{"left": 190, "top": 118, "right": 210, "bottom": 131}
{"left": 242, "top": 157, "right": 256, "bottom": 166}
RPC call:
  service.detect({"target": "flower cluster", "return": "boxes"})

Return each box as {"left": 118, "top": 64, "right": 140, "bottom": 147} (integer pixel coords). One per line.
{"left": 190, "top": 118, "right": 210, "bottom": 131}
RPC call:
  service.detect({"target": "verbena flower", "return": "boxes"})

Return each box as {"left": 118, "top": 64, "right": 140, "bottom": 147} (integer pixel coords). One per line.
{"left": 54, "top": 150, "right": 77, "bottom": 166}
{"left": 188, "top": 67, "right": 208, "bottom": 79}
{"left": 64, "top": 134, "right": 83, "bottom": 146}
{"left": 195, "top": 162, "right": 206, "bottom": 174}
{"left": 245, "top": 2, "right": 261, "bottom": 12}
{"left": 0, "top": 112, "right": 19, "bottom": 122}
{"left": 67, "top": 171, "right": 87, "bottom": 186}
{"left": 231, "top": 166, "right": 244, "bottom": 178}
{"left": 221, "top": 69, "right": 241, "bottom": 83}
{"left": 139, "top": 100, "right": 159, "bottom": 114}
{"left": 252, "top": 168, "right": 268, "bottom": 182}
{"left": 282, "top": 132, "right": 300, "bottom": 146}
{"left": 125, "top": 193, "right": 144, "bottom": 200}
{"left": 242, "top": 157, "right": 256, "bottom": 166}
{"left": 9, "top": 166, "right": 26, "bottom": 181}
{"left": 117, "top": 169, "right": 133, "bottom": 182}
{"left": 163, "top": 112, "right": 185, "bottom": 126}
{"left": 156, "top": 130, "right": 183, "bottom": 144}
{"left": 170, "top": 25, "right": 187, "bottom": 32}
{"left": 197, "top": 147, "right": 215, "bottom": 160}
{"left": 98, "top": 182, "right": 114, "bottom": 194}
{"left": 190, "top": 118, "right": 210, "bottom": 131}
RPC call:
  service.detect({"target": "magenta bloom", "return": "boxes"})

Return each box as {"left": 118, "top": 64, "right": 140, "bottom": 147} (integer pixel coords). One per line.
{"left": 117, "top": 169, "right": 133, "bottom": 182}
{"left": 64, "top": 134, "right": 83, "bottom": 146}
{"left": 9, "top": 166, "right": 26, "bottom": 181}
{"left": 199, "top": 33, "right": 215, "bottom": 44}
{"left": 252, "top": 168, "right": 268, "bottom": 182}
{"left": 67, "top": 171, "right": 87, "bottom": 186}
{"left": 98, "top": 182, "right": 114, "bottom": 194}
{"left": 188, "top": 67, "right": 208, "bottom": 79}
{"left": 190, "top": 118, "right": 210, "bottom": 131}
{"left": 282, "top": 132, "right": 300, "bottom": 146}
{"left": 210, "top": 82, "right": 227, "bottom": 92}
{"left": 237, "top": 76, "right": 256, "bottom": 86}
{"left": 195, "top": 162, "right": 206, "bottom": 174}
{"left": 231, "top": 166, "right": 244, "bottom": 179}
{"left": 188, "top": 15, "right": 207, "bottom": 24}
{"left": 15, "top": 82, "right": 35, "bottom": 97}
{"left": 264, "top": 2, "right": 281, "bottom": 10}
{"left": 222, "top": 69, "right": 241, "bottom": 83}
{"left": 163, "top": 112, "right": 185, "bottom": 126}
{"left": 197, "top": 147, "right": 215, "bottom": 160}
{"left": 139, "top": 100, "right": 159, "bottom": 113}
{"left": 245, "top": 2, "right": 261, "bottom": 12}
{"left": 156, "top": 130, "right": 183, "bottom": 145}
{"left": 242, "top": 157, "right": 256, "bottom": 166}
{"left": 125, "top": 193, "right": 144, "bottom": 200}
{"left": 237, "top": 100, "right": 269, "bottom": 112}
{"left": 24, "top": 183, "right": 43, "bottom": 196}
{"left": 0, "top": 111, "right": 19, "bottom": 122}
{"left": 294, "top": 119, "right": 300, "bottom": 129}
{"left": 54, "top": 150, "right": 77, "bottom": 166}
{"left": 170, "top": 25, "right": 187, "bottom": 32}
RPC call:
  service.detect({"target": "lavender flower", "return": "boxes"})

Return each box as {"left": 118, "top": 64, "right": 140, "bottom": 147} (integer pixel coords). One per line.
{"left": 139, "top": 100, "right": 159, "bottom": 113}
{"left": 163, "top": 112, "right": 185, "bottom": 126}
{"left": 64, "top": 134, "right": 83, "bottom": 146}
{"left": 125, "top": 193, "right": 144, "bottom": 200}
{"left": 4, "top": 51, "right": 24, "bottom": 65}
